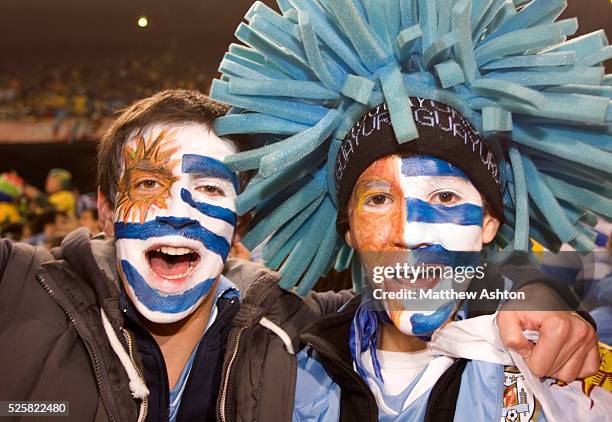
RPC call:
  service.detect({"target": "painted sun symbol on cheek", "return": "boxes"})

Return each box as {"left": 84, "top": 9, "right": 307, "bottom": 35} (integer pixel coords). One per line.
{"left": 116, "top": 129, "right": 180, "bottom": 224}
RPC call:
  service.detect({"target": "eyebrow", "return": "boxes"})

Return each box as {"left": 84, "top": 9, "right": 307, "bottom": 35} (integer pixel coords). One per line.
{"left": 182, "top": 154, "right": 240, "bottom": 191}
{"left": 355, "top": 179, "right": 393, "bottom": 193}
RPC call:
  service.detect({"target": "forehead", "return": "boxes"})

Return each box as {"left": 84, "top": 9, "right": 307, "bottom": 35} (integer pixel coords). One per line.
{"left": 124, "top": 122, "right": 237, "bottom": 162}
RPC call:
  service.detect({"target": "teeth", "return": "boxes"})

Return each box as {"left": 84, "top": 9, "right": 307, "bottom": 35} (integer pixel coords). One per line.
{"left": 161, "top": 260, "right": 197, "bottom": 280}
{"left": 157, "top": 246, "right": 192, "bottom": 256}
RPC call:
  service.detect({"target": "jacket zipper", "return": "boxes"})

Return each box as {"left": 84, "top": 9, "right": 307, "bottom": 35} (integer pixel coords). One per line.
{"left": 121, "top": 327, "right": 149, "bottom": 422}
{"left": 36, "top": 273, "right": 117, "bottom": 422}
{"left": 218, "top": 325, "right": 245, "bottom": 422}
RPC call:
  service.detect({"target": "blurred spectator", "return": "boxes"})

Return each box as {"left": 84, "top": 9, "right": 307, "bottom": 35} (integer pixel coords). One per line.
{"left": 24, "top": 168, "right": 77, "bottom": 215}
{"left": 45, "top": 168, "right": 77, "bottom": 215}
{"left": 0, "top": 222, "right": 23, "bottom": 241}
{"left": 0, "top": 172, "right": 25, "bottom": 224}
{"left": 79, "top": 208, "right": 101, "bottom": 235}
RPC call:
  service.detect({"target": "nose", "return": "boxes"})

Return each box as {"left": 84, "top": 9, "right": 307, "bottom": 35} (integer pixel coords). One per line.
{"left": 156, "top": 216, "right": 196, "bottom": 229}
{"left": 403, "top": 223, "right": 434, "bottom": 250}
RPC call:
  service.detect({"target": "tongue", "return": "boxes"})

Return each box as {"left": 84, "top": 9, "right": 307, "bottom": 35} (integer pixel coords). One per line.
{"left": 149, "top": 253, "right": 192, "bottom": 280}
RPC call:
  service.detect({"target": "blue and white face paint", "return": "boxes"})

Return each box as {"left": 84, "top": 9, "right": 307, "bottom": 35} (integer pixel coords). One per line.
{"left": 348, "top": 155, "right": 485, "bottom": 337}
{"left": 392, "top": 155, "right": 484, "bottom": 336}
{"left": 113, "top": 123, "right": 238, "bottom": 324}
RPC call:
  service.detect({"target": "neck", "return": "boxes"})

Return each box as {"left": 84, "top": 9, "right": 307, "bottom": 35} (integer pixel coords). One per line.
{"left": 142, "top": 277, "right": 219, "bottom": 389}
{"left": 379, "top": 322, "right": 427, "bottom": 352}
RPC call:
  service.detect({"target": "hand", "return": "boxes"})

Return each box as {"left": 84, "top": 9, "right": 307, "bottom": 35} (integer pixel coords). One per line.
{"left": 497, "top": 310, "right": 600, "bottom": 383}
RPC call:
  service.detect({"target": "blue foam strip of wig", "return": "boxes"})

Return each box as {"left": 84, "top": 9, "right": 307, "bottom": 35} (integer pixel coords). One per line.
{"left": 241, "top": 170, "right": 327, "bottom": 250}
{"left": 327, "top": 0, "right": 390, "bottom": 73}
{"left": 471, "top": 0, "right": 506, "bottom": 45}
{"left": 214, "top": 113, "right": 308, "bottom": 137}
{"left": 211, "top": 80, "right": 330, "bottom": 127}
{"left": 522, "top": 156, "right": 580, "bottom": 243}
{"left": 577, "top": 45, "right": 612, "bottom": 67}
{"left": 229, "top": 77, "right": 340, "bottom": 100}
{"left": 180, "top": 189, "right": 237, "bottom": 227}
{"left": 482, "top": 107, "right": 512, "bottom": 131}
{"left": 480, "top": 51, "right": 576, "bottom": 70}
{"left": 401, "top": 155, "right": 470, "bottom": 178}
{"left": 548, "top": 85, "right": 612, "bottom": 101}
{"left": 487, "top": 0, "right": 566, "bottom": 40}
{"left": 399, "top": 0, "right": 417, "bottom": 29}
{"left": 267, "top": 214, "right": 314, "bottom": 270}
{"left": 512, "top": 124, "right": 612, "bottom": 174}
{"left": 384, "top": 0, "right": 402, "bottom": 43}
{"left": 248, "top": 1, "right": 300, "bottom": 39}
{"left": 229, "top": 43, "right": 271, "bottom": 67}
{"left": 279, "top": 198, "right": 335, "bottom": 289}
{"left": 296, "top": 208, "right": 339, "bottom": 295}
{"left": 417, "top": 0, "right": 437, "bottom": 51}
{"left": 410, "top": 301, "right": 456, "bottom": 336}
{"left": 341, "top": 74, "right": 376, "bottom": 105}
{"left": 219, "top": 58, "right": 275, "bottom": 81}
{"left": 298, "top": 11, "right": 341, "bottom": 91}
{"left": 238, "top": 145, "right": 325, "bottom": 214}
{"left": 121, "top": 260, "right": 215, "bottom": 314}
{"left": 471, "top": 79, "right": 548, "bottom": 109}
{"left": 406, "top": 198, "right": 483, "bottom": 226}
{"left": 379, "top": 62, "right": 419, "bottom": 143}
{"left": 396, "top": 24, "right": 423, "bottom": 61}
{"left": 182, "top": 154, "right": 240, "bottom": 192}
{"left": 363, "top": 0, "right": 393, "bottom": 50}
{"left": 258, "top": 109, "right": 342, "bottom": 178}
{"left": 221, "top": 52, "right": 291, "bottom": 80}
{"left": 485, "top": 68, "right": 604, "bottom": 88}
{"left": 474, "top": 20, "right": 576, "bottom": 66}
{"left": 508, "top": 147, "right": 529, "bottom": 251}
{"left": 434, "top": 60, "right": 465, "bottom": 89}
{"left": 291, "top": 0, "right": 371, "bottom": 77}
{"left": 452, "top": 0, "right": 479, "bottom": 84}
{"left": 541, "top": 174, "right": 612, "bottom": 219}
{"left": 549, "top": 30, "right": 607, "bottom": 59}
{"left": 264, "top": 195, "right": 324, "bottom": 262}
{"left": 249, "top": 16, "right": 309, "bottom": 63}
{"left": 422, "top": 31, "right": 459, "bottom": 69}
{"left": 114, "top": 218, "right": 230, "bottom": 260}
{"left": 235, "top": 23, "right": 313, "bottom": 81}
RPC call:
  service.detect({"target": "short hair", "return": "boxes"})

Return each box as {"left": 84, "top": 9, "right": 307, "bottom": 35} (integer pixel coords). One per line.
{"left": 97, "top": 89, "right": 248, "bottom": 207}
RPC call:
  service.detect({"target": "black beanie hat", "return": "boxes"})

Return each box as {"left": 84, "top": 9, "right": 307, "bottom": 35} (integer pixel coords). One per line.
{"left": 334, "top": 98, "right": 504, "bottom": 222}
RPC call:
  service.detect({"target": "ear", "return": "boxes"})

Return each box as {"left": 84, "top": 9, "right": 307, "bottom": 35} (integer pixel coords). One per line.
{"left": 481, "top": 213, "right": 500, "bottom": 245}
{"left": 97, "top": 189, "right": 115, "bottom": 237}
{"left": 344, "top": 229, "right": 355, "bottom": 249}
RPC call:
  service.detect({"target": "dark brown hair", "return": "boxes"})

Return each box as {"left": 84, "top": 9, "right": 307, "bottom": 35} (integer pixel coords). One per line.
{"left": 97, "top": 89, "right": 249, "bottom": 206}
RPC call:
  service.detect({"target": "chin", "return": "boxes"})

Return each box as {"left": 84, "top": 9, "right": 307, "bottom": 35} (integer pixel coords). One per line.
{"left": 128, "top": 287, "right": 204, "bottom": 324}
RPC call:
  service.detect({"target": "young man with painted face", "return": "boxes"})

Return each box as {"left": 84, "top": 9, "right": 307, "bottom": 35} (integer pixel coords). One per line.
{"left": 0, "top": 90, "right": 262, "bottom": 421}
{"left": 287, "top": 100, "right": 611, "bottom": 421}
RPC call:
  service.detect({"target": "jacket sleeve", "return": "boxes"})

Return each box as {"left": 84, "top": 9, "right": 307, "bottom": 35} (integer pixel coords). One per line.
{"left": 0, "top": 238, "right": 13, "bottom": 282}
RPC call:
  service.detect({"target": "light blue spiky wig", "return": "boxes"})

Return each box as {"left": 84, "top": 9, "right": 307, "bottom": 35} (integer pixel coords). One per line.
{"left": 210, "top": 0, "right": 612, "bottom": 295}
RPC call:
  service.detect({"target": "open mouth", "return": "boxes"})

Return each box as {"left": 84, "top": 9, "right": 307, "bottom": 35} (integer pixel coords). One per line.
{"left": 146, "top": 246, "right": 201, "bottom": 282}
{"left": 387, "top": 264, "right": 446, "bottom": 291}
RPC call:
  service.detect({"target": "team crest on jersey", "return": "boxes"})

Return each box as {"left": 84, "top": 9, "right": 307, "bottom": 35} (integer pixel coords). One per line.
{"left": 501, "top": 367, "right": 539, "bottom": 422}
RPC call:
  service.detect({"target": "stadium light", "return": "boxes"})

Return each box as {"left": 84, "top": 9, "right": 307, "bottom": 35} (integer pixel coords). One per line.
{"left": 137, "top": 16, "right": 148, "bottom": 28}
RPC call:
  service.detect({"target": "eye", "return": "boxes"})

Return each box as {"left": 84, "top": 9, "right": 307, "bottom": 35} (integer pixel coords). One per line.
{"left": 431, "top": 190, "right": 460, "bottom": 205}
{"left": 135, "top": 179, "right": 160, "bottom": 191}
{"left": 196, "top": 184, "right": 226, "bottom": 197}
{"left": 364, "top": 193, "right": 393, "bottom": 208}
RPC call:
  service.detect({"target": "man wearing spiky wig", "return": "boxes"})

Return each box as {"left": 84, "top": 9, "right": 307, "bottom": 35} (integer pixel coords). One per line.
{"left": 210, "top": 0, "right": 612, "bottom": 420}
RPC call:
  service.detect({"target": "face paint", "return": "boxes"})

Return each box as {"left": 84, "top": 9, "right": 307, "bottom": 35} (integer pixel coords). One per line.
{"left": 113, "top": 123, "right": 238, "bottom": 324}
{"left": 349, "top": 155, "right": 485, "bottom": 337}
